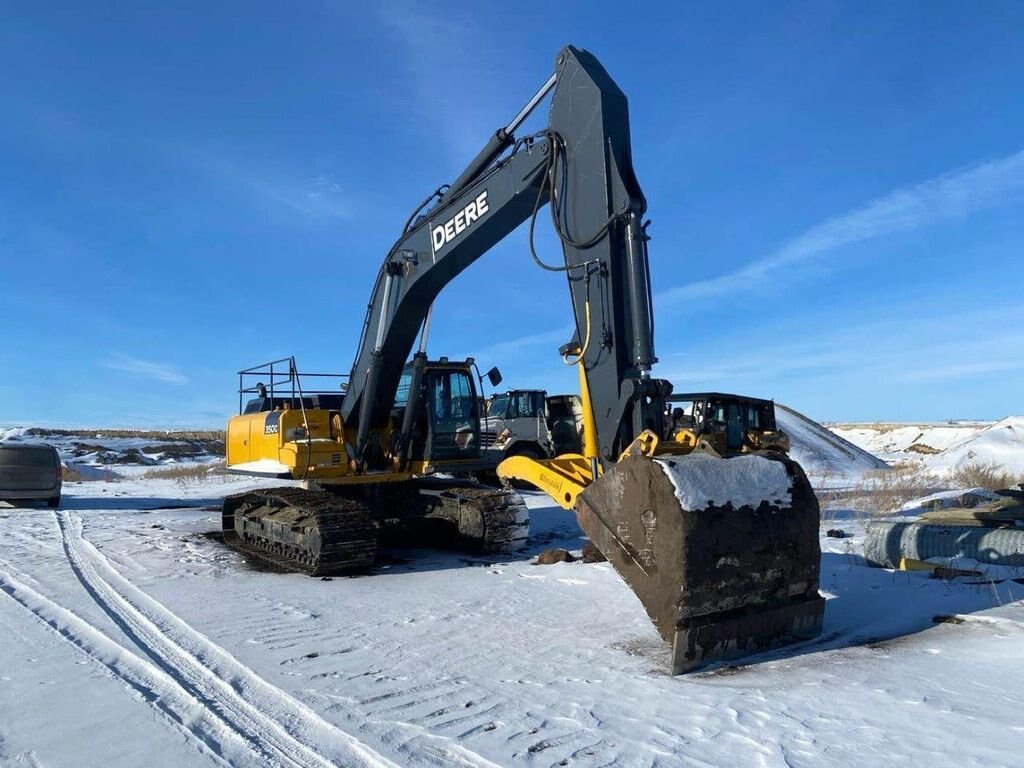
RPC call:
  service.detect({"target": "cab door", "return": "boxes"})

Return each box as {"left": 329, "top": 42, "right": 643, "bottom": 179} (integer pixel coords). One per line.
{"left": 424, "top": 368, "right": 481, "bottom": 461}
{"left": 725, "top": 403, "right": 744, "bottom": 451}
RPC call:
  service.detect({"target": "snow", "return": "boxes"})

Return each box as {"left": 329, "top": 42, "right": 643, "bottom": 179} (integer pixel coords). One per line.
{"left": 938, "top": 416, "right": 1024, "bottom": 475}
{"left": 656, "top": 454, "right": 792, "bottom": 509}
{"left": 776, "top": 404, "right": 889, "bottom": 484}
{"left": 833, "top": 416, "right": 1024, "bottom": 477}
{"left": 898, "top": 487, "right": 997, "bottom": 513}
{"left": 3, "top": 430, "right": 1024, "bottom": 766}
{"left": 833, "top": 422, "right": 987, "bottom": 458}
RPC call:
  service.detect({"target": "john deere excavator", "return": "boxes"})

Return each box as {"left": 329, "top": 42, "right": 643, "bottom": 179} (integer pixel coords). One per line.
{"left": 222, "top": 45, "right": 825, "bottom": 673}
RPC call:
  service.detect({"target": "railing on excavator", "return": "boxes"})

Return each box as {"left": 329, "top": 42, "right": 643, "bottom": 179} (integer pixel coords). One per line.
{"left": 236, "top": 356, "right": 348, "bottom": 415}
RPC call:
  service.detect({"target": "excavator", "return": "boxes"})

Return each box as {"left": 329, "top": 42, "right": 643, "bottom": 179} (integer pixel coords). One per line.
{"left": 222, "top": 45, "right": 825, "bottom": 673}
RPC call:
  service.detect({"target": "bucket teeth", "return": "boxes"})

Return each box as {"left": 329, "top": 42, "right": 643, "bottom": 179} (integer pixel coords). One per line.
{"left": 576, "top": 452, "right": 824, "bottom": 673}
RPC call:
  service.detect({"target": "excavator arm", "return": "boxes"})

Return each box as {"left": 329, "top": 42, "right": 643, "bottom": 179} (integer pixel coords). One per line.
{"left": 342, "top": 46, "right": 669, "bottom": 468}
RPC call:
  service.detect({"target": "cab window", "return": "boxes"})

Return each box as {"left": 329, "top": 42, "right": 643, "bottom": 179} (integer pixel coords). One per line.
{"left": 488, "top": 395, "right": 510, "bottom": 419}
{"left": 508, "top": 392, "right": 544, "bottom": 419}
{"left": 393, "top": 372, "right": 413, "bottom": 408}
{"left": 427, "top": 370, "right": 479, "bottom": 457}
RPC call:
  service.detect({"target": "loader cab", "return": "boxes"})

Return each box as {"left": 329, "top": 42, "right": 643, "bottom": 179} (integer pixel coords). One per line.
{"left": 704, "top": 400, "right": 745, "bottom": 452}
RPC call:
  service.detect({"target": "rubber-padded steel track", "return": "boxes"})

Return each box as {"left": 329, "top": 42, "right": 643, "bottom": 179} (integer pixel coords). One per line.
{"left": 222, "top": 488, "right": 377, "bottom": 576}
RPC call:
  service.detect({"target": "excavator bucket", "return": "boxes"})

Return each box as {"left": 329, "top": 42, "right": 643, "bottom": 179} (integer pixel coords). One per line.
{"left": 576, "top": 452, "right": 824, "bottom": 673}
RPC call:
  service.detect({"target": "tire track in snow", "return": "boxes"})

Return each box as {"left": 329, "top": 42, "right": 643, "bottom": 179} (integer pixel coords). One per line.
{"left": 56, "top": 511, "right": 398, "bottom": 768}
{"left": 0, "top": 564, "right": 247, "bottom": 766}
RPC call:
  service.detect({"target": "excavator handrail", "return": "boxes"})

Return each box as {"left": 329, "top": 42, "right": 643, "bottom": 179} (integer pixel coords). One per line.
{"left": 236, "top": 356, "right": 348, "bottom": 414}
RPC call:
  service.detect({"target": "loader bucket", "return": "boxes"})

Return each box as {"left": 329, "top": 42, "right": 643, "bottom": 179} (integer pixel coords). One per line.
{"left": 576, "top": 451, "right": 824, "bottom": 673}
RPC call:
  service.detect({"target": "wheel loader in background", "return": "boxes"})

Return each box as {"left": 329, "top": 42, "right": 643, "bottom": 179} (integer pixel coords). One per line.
{"left": 665, "top": 392, "right": 791, "bottom": 455}
{"left": 222, "top": 45, "right": 824, "bottom": 674}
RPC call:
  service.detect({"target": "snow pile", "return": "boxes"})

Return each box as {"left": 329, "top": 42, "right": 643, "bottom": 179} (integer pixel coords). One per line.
{"left": 776, "top": 404, "right": 889, "bottom": 481}
{"left": 0, "top": 428, "right": 225, "bottom": 479}
{"left": 937, "top": 417, "right": 1024, "bottom": 475}
{"left": 656, "top": 454, "right": 792, "bottom": 509}
{"left": 833, "top": 416, "right": 1024, "bottom": 477}
{"left": 67, "top": 463, "right": 121, "bottom": 482}
{"left": 834, "top": 422, "right": 983, "bottom": 459}
{"left": 0, "top": 426, "right": 30, "bottom": 441}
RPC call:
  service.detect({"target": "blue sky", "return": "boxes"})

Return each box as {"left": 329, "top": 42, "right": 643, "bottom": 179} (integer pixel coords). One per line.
{"left": 2, "top": 1, "right": 1022, "bottom": 428}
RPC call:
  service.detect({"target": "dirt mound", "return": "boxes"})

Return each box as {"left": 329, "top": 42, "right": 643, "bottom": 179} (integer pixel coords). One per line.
{"left": 535, "top": 548, "right": 575, "bottom": 565}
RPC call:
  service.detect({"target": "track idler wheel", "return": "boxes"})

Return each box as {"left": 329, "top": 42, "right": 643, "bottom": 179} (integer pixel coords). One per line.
{"left": 576, "top": 452, "right": 824, "bottom": 673}
{"left": 426, "top": 486, "right": 530, "bottom": 552}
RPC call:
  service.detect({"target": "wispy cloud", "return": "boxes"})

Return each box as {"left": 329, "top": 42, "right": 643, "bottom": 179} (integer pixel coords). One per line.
{"left": 241, "top": 171, "right": 352, "bottom": 219}
{"left": 102, "top": 354, "right": 188, "bottom": 384}
{"left": 466, "top": 325, "right": 574, "bottom": 364}
{"left": 655, "top": 303, "right": 1024, "bottom": 389}
{"left": 180, "top": 142, "right": 354, "bottom": 220}
{"left": 657, "top": 149, "right": 1024, "bottom": 308}
{"left": 894, "top": 357, "right": 1024, "bottom": 382}
{"left": 374, "top": 3, "right": 518, "bottom": 162}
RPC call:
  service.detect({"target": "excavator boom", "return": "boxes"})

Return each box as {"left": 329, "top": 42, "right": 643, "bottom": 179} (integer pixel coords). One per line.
{"left": 341, "top": 47, "right": 666, "bottom": 468}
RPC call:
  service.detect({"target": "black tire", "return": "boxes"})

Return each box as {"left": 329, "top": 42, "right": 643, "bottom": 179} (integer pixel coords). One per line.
{"left": 47, "top": 496, "right": 60, "bottom": 509}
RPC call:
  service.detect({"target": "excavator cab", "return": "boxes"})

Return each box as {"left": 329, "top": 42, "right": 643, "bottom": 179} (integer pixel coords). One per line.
{"left": 227, "top": 357, "right": 491, "bottom": 478}
{"left": 403, "top": 362, "right": 482, "bottom": 462}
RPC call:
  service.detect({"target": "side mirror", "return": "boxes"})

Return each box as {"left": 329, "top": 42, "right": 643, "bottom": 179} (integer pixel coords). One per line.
{"left": 486, "top": 366, "right": 503, "bottom": 387}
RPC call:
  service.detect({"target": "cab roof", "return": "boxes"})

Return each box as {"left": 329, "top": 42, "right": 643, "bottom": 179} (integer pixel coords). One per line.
{"left": 668, "top": 392, "right": 775, "bottom": 406}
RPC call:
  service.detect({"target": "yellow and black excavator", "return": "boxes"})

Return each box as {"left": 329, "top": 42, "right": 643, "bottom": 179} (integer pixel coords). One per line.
{"left": 222, "top": 46, "right": 825, "bottom": 673}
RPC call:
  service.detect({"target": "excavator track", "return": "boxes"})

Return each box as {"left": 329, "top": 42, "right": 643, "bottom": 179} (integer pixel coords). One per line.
{"left": 222, "top": 487, "right": 377, "bottom": 576}
{"left": 421, "top": 484, "right": 530, "bottom": 552}
{"left": 221, "top": 483, "right": 529, "bottom": 576}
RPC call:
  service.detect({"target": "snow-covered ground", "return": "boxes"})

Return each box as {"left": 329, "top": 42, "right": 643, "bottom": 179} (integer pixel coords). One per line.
{"left": 2, "top": 426, "right": 1024, "bottom": 766}
{"left": 832, "top": 417, "right": 1024, "bottom": 477}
